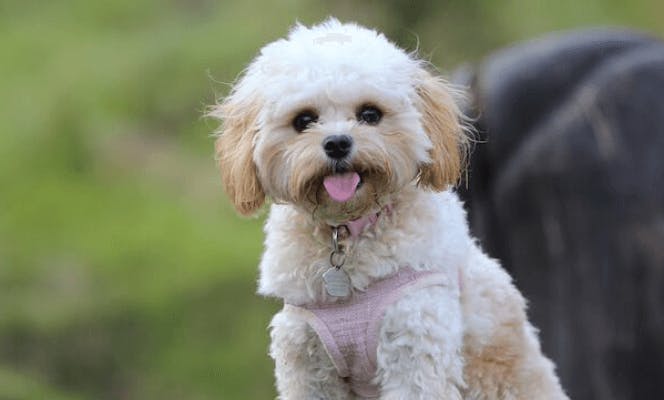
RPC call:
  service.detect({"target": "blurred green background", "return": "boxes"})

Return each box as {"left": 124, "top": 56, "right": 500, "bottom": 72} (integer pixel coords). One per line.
{"left": 0, "top": 0, "right": 662, "bottom": 399}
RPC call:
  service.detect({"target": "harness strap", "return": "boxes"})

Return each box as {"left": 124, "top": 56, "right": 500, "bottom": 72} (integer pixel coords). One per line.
{"left": 285, "top": 267, "right": 459, "bottom": 399}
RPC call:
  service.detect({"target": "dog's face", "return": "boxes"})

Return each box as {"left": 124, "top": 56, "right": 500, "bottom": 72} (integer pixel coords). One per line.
{"left": 211, "top": 19, "right": 465, "bottom": 223}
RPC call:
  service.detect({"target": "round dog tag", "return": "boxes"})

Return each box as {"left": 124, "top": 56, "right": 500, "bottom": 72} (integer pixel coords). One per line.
{"left": 323, "top": 267, "right": 351, "bottom": 297}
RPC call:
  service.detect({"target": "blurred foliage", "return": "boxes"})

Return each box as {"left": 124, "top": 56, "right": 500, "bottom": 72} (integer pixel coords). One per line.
{"left": 0, "top": 0, "right": 662, "bottom": 399}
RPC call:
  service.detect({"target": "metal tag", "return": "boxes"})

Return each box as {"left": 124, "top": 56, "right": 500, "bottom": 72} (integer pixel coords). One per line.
{"left": 323, "top": 267, "right": 351, "bottom": 297}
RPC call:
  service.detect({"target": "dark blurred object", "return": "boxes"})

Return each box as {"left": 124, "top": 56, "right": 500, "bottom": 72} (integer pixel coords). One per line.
{"left": 455, "top": 29, "right": 664, "bottom": 400}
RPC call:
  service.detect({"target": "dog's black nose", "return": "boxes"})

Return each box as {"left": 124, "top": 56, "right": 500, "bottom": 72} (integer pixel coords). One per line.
{"left": 322, "top": 135, "right": 353, "bottom": 159}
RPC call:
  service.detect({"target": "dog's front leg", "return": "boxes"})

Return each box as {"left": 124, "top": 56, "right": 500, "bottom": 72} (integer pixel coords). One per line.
{"left": 269, "top": 308, "right": 352, "bottom": 400}
{"left": 376, "top": 286, "right": 464, "bottom": 400}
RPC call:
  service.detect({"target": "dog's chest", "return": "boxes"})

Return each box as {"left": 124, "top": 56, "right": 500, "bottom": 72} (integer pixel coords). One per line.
{"left": 286, "top": 267, "right": 451, "bottom": 398}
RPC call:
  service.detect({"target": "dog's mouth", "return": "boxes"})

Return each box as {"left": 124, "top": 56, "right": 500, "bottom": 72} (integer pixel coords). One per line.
{"left": 323, "top": 171, "right": 363, "bottom": 203}
{"left": 307, "top": 165, "right": 391, "bottom": 223}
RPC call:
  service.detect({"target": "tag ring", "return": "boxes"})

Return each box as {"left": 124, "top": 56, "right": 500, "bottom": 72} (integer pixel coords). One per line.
{"left": 330, "top": 226, "right": 346, "bottom": 267}
{"left": 329, "top": 250, "right": 346, "bottom": 268}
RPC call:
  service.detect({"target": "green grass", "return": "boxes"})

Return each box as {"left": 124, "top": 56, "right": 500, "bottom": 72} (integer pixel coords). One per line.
{"left": 0, "top": 0, "right": 662, "bottom": 398}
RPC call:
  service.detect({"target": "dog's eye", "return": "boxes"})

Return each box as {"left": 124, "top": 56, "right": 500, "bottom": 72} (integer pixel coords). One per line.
{"left": 292, "top": 110, "right": 318, "bottom": 133}
{"left": 357, "top": 105, "right": 382, "bottom": 125}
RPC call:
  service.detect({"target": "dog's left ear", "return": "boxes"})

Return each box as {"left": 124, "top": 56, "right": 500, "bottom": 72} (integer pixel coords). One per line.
{"left": 414, "top": 69, "right": 467, "bottom": 191}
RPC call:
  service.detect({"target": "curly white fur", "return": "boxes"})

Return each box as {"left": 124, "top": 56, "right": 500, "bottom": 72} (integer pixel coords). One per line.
{"left": 211, "top": 18, "right": 568, "bottom": 400}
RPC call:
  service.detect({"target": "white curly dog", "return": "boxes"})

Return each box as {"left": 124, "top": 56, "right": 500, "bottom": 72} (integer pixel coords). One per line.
{"left": 210, "top": 18, "right": 568, "bottom": 400}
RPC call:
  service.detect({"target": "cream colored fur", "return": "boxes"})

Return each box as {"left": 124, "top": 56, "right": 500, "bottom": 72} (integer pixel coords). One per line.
{"left": 211, "top": 18, "right": 568, "bottom": 400}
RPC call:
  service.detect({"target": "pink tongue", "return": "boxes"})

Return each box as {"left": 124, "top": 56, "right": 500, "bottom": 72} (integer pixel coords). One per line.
{"left": 323, "top": 172, "right": 361, "bottom": 202}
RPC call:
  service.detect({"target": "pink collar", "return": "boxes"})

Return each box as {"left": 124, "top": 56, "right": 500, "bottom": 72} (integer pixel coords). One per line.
{"left": 336, "top": 205, "right": 392, "bottom": 239}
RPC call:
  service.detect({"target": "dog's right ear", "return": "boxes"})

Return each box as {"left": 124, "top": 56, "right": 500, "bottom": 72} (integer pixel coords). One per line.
{"left": 209, "top": 83, "right": 265, "bottom": 216}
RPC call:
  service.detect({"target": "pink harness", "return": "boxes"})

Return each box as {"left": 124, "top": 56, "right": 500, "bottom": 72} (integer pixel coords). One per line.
{"left": 285, "top": 267, "right": 452, "bottom": 398}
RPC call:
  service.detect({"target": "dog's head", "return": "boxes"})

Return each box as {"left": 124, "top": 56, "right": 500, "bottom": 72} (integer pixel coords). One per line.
{"left": 210, "top": 19, "right": 467, "bottom": 223}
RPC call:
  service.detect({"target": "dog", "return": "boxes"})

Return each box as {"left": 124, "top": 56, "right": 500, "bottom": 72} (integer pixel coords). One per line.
{"left": 210, "top": 18, "right": 568, "bottom": 400}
